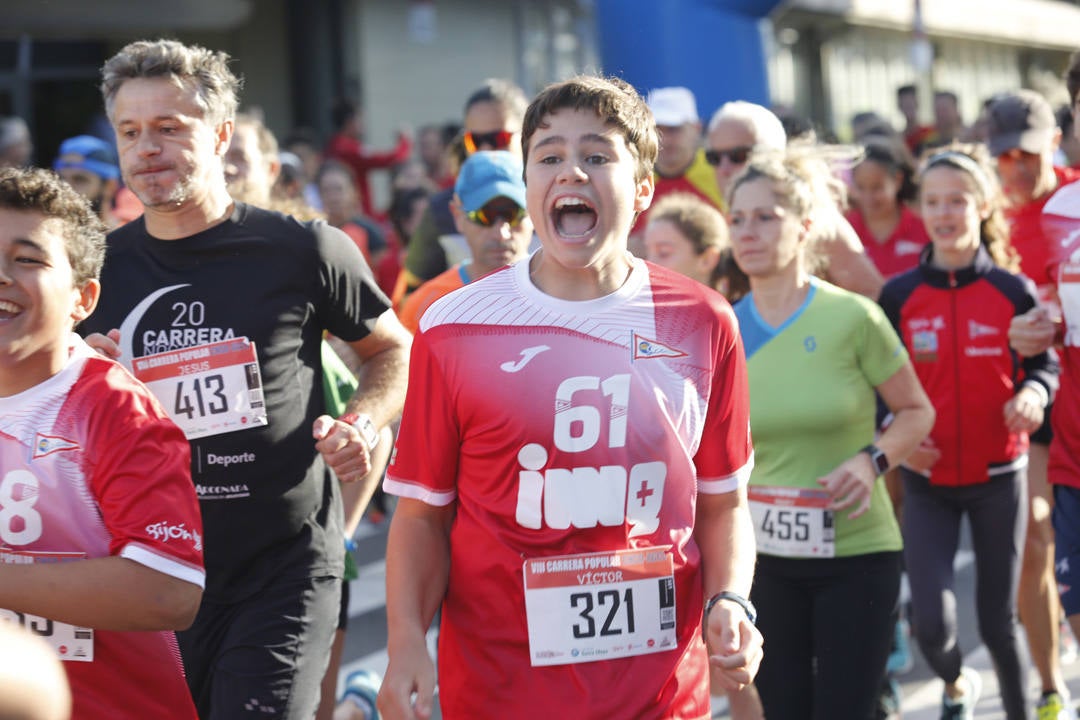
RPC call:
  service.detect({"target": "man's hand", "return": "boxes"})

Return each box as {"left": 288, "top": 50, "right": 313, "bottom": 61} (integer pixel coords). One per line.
{"left": 84, "top": 329, "right": 122, "bottom": 359}
{"left": 313, "top": 416, "right": 373, "bottom": 483}
{"left": 376, "top": 639, "right": 437, "bottom": 720}
{"left": 1009, "top": 307, "right": 1057, "bottom": 357}
{"left": 704, "top": 600, "right": 763, "bottom": 693}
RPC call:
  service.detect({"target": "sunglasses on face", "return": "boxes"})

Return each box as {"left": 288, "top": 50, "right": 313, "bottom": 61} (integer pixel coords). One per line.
{"left": 464, "top": 130, "right": 514, "bottom": 154}
{"left": 466, "top": 202, "right": 527, "bottom": 228}
{"left": 705, "top": 146, "right": 753, "bottom": 167}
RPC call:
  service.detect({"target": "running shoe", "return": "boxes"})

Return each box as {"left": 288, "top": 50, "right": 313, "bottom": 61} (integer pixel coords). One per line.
{"left": 887, "top": 617, "right": 915, "bottom": 675}
{"left": 1037, "top": 691, "right": 1078, "bottom": 720}
{"left": 940, "top": 666, "right": 981, "bottom": 720}
{"left": 339, "top": 668, "right": 381, "bottom": 720}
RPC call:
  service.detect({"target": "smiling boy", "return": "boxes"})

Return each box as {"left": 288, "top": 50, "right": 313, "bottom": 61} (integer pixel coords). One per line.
{"left": 378, "top": 76, "right": 761, "bottom": 720}
{"left": 0, "top": 167, "right": 204, "bottom": 720}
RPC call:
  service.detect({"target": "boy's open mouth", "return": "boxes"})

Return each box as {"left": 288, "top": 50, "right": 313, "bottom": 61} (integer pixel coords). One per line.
{"left": 553, "top": 197, "right": 597, "bottom": 238}
{"left": 0, "top": 300, "right": 20, "bottom": 320}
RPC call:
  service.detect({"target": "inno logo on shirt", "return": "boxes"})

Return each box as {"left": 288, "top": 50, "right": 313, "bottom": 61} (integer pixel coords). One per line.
{"left": 513, "top": 373, "right": 666, "bottom": 537}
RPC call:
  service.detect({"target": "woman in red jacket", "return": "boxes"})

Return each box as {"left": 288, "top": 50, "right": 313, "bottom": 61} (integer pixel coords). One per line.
{"left": 878, "top": 145, "right": 1059, "bottom": 720}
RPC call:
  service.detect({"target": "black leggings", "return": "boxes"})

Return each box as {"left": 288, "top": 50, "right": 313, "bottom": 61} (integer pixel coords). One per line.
{"left": 901, "top": 467, "right": 1028, "bottom": 720}
{"left": 752, "top": 551, "right": 901, "bottom": 720}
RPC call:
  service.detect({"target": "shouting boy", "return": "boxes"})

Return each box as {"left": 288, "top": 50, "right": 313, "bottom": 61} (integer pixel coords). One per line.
{"left": 378, "top": 76, "right": 761, "bottom": 720}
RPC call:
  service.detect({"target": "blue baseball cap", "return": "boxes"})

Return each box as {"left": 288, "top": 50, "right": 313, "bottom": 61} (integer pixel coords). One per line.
{"left": 454, "top": 150, "right": 526, "bottom": 213}
{"left": 53, "top": 135, "right": 120, "bottom": 181}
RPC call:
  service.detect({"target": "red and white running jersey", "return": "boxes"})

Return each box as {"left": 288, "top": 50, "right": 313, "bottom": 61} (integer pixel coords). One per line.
{"left": 385, "top": 256, "right": 753, "bottom": 719}
{"left": 0, "top": 335, "right": 204, "bottom": 720}
{"left": 1044, "top": 183, "right": 1080, "bottom": 490}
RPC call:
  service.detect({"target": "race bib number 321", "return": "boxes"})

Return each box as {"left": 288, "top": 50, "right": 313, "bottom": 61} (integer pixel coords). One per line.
{"left": 133, "top": 338, "right": 268, "bottom": 440}
{"left": 522, "top": 547, "right": 677, "bottom": 666}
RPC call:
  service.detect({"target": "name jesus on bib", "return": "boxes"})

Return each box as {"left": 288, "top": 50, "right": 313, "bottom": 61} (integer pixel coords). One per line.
{"left": 1, "top": 548, "right": 93, "bottom": 662}
{"left": 522, "top": 547, "right": 676, "bottom": 667}
{"left": 132, "top": 337, "right": 268, "bottom": 440}
{"left": 748, "top": 486, "right": 835, "bottom": 558}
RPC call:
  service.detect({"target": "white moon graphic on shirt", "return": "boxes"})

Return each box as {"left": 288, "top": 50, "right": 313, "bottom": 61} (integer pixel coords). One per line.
{"left": 117, "top": 284, "right": 191, "bottom": 367}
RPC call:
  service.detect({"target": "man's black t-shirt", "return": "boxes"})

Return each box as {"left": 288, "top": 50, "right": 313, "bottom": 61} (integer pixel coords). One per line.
{"left": 81, "top": 203, "right": 391, "bottom": 601}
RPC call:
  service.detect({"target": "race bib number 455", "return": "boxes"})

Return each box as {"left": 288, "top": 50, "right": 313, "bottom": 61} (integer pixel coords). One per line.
{"left": 522, "top": 547, "right": 676, "bottom": 666}
{"left": 133, "top": 338, "right": 268, "bottom": 440}
{"left": 748, "top": 486, "right": 835, "bottom": 558}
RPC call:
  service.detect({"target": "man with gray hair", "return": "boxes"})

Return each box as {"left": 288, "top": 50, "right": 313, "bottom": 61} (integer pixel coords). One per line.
{"left": 81, "top": 39, "right": 411, "bottom": 720}
{"left": 705, "top": 101, "right": 787, "bottom": 203}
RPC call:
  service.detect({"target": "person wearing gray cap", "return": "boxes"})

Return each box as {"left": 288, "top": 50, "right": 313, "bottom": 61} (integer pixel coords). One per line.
{"left": 989, "top": 87, "right": 1080, "bottom": 720}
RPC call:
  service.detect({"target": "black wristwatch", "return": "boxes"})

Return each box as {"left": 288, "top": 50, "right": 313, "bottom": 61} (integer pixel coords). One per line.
{"left": 861, "top": 444, "right": 889, "bottom": 475}
{"left": 704, "top": 591, "right": 757, "bottom": 626}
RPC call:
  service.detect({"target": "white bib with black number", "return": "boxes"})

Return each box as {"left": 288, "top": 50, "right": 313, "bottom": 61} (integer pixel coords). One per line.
{"left": 0, "top": 548, "right": 93, "bottom": 662}
{"left": 748, "top": 486, "right": 835, "bottom": 558}
{"left": 132, "top": 337, "right": 268, "bottom": 440}
{"left": 522, "top": 547, "right": 677, "bottom": 666}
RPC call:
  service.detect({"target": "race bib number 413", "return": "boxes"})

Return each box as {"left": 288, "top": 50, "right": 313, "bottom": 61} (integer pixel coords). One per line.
{"left": 522, "top": 547, "right": 676, "bottom": 666}
{"left": 133, "top": 338, "right": 268, "bottom": 440}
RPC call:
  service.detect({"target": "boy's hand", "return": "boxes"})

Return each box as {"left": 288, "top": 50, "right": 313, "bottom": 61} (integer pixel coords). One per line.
{"left": 83, "top": 329, "right": 122, "bottom": 359}
{"left": 377, "top": 640, "right": 437, "bottom": 720}
{"left": 705, "top": 600, "right": 763, "bottom": 693}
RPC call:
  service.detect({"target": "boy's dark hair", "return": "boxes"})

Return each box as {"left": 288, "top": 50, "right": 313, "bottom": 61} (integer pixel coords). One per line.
{"left": 521, "top": 75, "right": 659, "bottom": 181}
{"left": 897, "top": 84, "right": 917, "bottom": 99}
{"left": 0, "top": 167, "right": 106, "bottom": 285}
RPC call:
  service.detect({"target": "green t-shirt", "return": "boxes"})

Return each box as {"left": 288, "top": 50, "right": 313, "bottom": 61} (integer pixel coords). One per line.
{"left": 733, "top": 278, "right": 905, "bottom": 557}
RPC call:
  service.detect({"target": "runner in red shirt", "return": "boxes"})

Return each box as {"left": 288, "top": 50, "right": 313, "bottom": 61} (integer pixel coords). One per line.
{"left": 992, "top": 88, "right": 1080, "bottom": 719}
{"left": 846, "top": 137, "right": 929, "bottom": 279}
{"left": 378, "top": 75, "right": 761, "bottom": 720}
{"left": 0, "top": 167, "right": 204, "bottom": 720}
